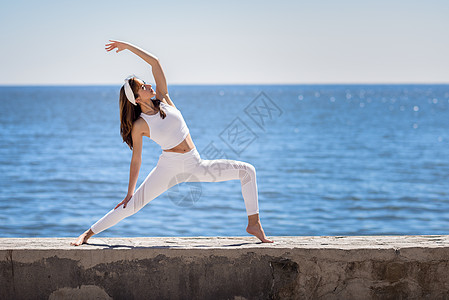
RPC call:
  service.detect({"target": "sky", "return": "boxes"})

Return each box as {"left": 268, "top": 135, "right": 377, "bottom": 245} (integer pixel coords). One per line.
{"left": 0, "top": 0, "right": 448, "bottom": 85}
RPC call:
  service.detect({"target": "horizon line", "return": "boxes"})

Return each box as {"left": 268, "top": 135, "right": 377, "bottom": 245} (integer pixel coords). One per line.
{"left": 1, "top": 82, "right": 449, "bottom": 87}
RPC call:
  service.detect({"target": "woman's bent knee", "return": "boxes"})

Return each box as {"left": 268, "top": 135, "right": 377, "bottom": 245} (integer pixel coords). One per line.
{"left": 237, "top": 162, "right": 256, "bottom": 184}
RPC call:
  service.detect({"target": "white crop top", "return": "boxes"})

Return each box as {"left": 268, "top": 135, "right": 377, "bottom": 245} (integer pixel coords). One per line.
{"left": 140, "top": 102, "right": 190, "bottom": 150}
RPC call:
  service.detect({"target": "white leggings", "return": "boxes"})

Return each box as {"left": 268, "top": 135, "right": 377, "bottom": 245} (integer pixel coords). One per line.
{"left": 90, "top": 147, "right": 259, "bottom": 234}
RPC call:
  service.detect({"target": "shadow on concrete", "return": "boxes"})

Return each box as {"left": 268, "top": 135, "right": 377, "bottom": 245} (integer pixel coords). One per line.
{"left": 82, "top": 243, "right": 184, "bottom": 249}
{"left": 80, "top": 241, "right": 259, "bottom": 249}
{"left": 219, "top": 242, "right": 259, "bottom": 247}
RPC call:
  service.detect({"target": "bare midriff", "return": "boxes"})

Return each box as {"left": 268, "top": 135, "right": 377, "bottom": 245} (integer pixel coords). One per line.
{"left": 162, "top": 133, "right": 196, "bottom": 153}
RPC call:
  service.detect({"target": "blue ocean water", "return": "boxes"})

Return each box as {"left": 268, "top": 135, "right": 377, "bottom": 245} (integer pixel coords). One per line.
{"left": 0, "top": 84, "right": 448, "bottom": 238}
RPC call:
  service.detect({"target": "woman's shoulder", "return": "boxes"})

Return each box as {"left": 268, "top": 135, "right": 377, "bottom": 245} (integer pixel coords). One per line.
{"left": 159, "top": 93, "right": 177, "bottom": 109}
{"left": 159, "top": 98, "right": 170, "bottom": 107}
{"left": 133, "top": 117, "right": 148, "bottom": 129}
{"left": 132, "top": 117, "right": 150, "bottom": 137}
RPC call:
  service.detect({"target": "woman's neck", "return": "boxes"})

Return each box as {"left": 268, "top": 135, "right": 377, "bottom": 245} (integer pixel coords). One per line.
{"left": 141, "top": 99, "right": 158, "bottom": 115}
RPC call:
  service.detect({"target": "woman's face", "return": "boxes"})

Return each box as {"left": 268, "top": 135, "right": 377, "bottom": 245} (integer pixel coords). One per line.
{"left": 134, "top": 78, "right": 156, "bottom": 101}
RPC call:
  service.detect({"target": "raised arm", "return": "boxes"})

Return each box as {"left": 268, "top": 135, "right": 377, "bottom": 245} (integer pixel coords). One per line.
{"left": 105, "top": 40, "right": 169, "bottom": 100}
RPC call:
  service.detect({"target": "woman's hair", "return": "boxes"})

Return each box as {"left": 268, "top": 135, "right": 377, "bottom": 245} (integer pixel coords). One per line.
{"left": 119, "top": 77, "right": 166, "bottom": 150}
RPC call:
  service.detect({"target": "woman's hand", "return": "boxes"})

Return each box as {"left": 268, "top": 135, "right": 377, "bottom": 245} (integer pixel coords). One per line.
{"left": 105, "top": 40, "right": 129, "bottom": 53}
{"left": 114, "top": 194, "right": 133, "bottom": 209}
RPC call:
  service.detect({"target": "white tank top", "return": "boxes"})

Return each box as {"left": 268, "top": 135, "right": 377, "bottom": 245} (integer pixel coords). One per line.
{"left": 140, "top": 102, "right": 190, "bottom": 150}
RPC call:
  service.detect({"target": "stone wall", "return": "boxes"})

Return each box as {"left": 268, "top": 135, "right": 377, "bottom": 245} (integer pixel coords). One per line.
{"left": 1, "top": 235, "right": 448, "bottom": 299}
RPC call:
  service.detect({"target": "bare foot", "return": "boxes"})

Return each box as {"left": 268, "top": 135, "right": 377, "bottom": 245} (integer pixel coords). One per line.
{"left": 246, "top": 222, "right": 274, "bottom": 243}
{"left": 70, "top": 229, "right": 94, "bottom": 246}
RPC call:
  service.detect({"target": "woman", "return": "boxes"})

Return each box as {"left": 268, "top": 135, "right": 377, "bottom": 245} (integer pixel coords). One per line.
{"left": 71, "top": 40, "right": 273, "bottom": 246}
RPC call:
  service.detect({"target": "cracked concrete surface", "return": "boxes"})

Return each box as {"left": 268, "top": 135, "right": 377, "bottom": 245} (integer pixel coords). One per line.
{"left": 1, "top": 236, "right": 448, "bottom": 299}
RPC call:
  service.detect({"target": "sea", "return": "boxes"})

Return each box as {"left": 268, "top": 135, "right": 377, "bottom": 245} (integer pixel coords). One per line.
{"left": 0, "top": 84, "right": 448, "bottom": 238}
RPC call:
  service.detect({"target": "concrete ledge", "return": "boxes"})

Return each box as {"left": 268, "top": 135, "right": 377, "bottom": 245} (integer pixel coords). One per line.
{"left": 1, "top": 235, "right": 448, "bottom": 299}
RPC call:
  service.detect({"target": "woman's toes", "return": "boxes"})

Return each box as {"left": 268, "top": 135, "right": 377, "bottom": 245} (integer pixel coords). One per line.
{"left": 70, "top": 235, "right": 86, "bottom": 246}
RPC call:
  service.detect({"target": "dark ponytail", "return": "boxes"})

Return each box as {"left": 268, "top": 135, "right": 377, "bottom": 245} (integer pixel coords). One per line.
{"left": 119, "top": 86, "right": 142, "bottom": 150}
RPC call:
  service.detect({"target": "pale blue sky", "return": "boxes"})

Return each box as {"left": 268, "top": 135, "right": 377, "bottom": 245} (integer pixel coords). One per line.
{"left": 0, "top": 0, "right": 448, "bottom": 85}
